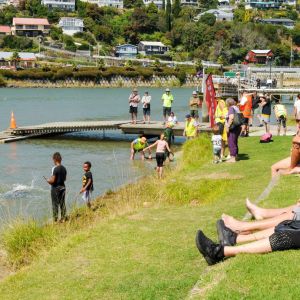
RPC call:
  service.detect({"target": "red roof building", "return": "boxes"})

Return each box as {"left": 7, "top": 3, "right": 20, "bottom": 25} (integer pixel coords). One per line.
{"left": 0, "top": 26, "right": 11, "bottom": 35}
{"left": 12, "top": 18, "right": 50, "bottom": 37}
{"left": 245, "top": 50, "right": 273, "bottom": 64}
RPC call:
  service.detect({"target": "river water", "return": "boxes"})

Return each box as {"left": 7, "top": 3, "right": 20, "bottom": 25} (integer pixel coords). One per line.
{"left": 0, "top": 87, "right": 194, "bottom": 226}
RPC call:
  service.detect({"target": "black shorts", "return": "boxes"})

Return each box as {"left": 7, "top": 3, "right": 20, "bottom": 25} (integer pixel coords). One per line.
{"left": 190, "top": 109, "right": 199, "bottom": 118}
{"left": 277, "top": 115, "right": 286, "bottom": 128}
{"left": 143, "top": 106, "right": 151, "bottom": 116}
{"left": 129, "top": 106, "right": 137, "bottom": 114}
{"left": 242, "top": 118, "right": 249, "bottom": 125}
{"left": 163, "top": 107, "right": 171, "bottom": 117}
{"left": 156, "top": 152, "right": 165, "bottom": 167}
{"left": 270, "top": 230, "right": 300, "bottom": 251}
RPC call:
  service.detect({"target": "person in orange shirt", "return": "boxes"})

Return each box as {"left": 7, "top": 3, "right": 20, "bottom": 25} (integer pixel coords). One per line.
{"left": 239, "top": 91, "right": 253, "bottom": 137}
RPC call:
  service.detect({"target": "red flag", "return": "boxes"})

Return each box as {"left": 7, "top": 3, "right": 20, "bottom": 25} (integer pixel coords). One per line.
{"left": 205, "top": 74, "right": 217, "bottom": 128}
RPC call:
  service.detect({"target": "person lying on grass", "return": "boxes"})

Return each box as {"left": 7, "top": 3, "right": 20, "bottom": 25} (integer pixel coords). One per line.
{"left": 195, "top": 198, "right": 300, "bottom": 265}
{"left": 271, "top": 133, "right": 300, "bottom": 177}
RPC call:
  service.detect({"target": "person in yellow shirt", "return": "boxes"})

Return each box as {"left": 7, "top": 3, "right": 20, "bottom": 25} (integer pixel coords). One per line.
{"left": 161, "top": 88, "right": 174, "bottom": 124}
{"left": 183, "top": 114, "right": 198, "bottom": 139}
{"left": 215, "top": 98, "right": 228, "bottom": 159}
{"left": 274, "top": 98, "right": 287, "bottom": 136}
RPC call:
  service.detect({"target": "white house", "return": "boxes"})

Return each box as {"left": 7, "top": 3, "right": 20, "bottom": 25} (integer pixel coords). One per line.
{"left": 58, "top": 18, "right": 84, "bottom": 36}
{"left": 138, "top": 41, "right": 169, "bottom": 56}
{"left": 195, "top": 8, "right": 234, "bottom": 22}
{"left": 180, "top": 0, "right": 198, "bottom": 6}
{"left": 143, "top": 0, "right": 198, "bottom": 8}
{"left": 42, "top": 0, "right": 75, "bottom": 10}
{"left": 81, "top": 0, "right": 123, "bottom": 8}
{"left": 115, "top": 44, "right": 138, "bottom": 58}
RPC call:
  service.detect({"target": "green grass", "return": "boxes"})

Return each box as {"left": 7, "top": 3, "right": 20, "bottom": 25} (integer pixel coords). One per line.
{"left": 0, "top": 135, "right": 298, "bottom": 299}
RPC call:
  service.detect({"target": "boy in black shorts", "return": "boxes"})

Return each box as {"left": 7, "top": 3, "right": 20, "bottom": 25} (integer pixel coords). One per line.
{"left": 80, "top": 161, "right": 94, "bottom": 208}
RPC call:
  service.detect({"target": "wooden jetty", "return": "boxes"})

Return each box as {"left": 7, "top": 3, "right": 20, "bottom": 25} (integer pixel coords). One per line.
{"left": 0, "top": 120, "right": 212, "bottom": 143}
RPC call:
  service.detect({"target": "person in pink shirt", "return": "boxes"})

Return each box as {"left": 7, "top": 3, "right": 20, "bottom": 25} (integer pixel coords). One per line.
{"left": 143, "top": 133, "right": 171, "bottom": 179}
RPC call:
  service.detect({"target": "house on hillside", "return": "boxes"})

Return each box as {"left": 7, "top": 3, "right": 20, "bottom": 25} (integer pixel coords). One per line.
{"left": 181, "top": 0, "right": 198, "bottom": 7}
{"left": 218, "top": 0, "right": 230, "bottom": 6}
{"left": 0, "top": 52, "right": 36, "bottom": 69}
{"left": 260, "top": 18, "right": 295, "bottom": 29}
{"left": 245, "top": 50, "right": 273, "bottom": 64}
{"left": 42, "top": 0, "right": 75, "bottom": 11}
{"left": 0, "top": 25, "right": 11, "bottom": 35}
{"left": 81, "top": 0, "right": 123, "bottom": 8}
{"left": 58, "top": 18, "right": 84, "bottom": 35}
{"left": 138, "top": 41, "right": 169, "bottom": 56}
{"left": 12, "top": 18, "right": 50, "bottom": 37}
{"left": 115, "top": 44, "right": 138, "bottom": 58}
{"left": 195, "top": 8, "right": 234, "bottom": 22}
{"left": 245, "top": 0, "right": 283, "bottom": 9}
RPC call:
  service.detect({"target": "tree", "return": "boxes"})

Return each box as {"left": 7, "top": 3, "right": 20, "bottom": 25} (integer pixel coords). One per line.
{"left": 124, "top": 0, "right": 144, "bottom": 8}
{"left": 199, "top": 13, "right": 216, "bottom": 26}
{"left": 199, "top": 0, "right": 217, "bottom": 10}
{"left": 50, "top": 26, "right": 63, "bottom": 41}
{"left": 10, "top": 51, "right": 20, "bottom": 68}
{"left": 172, "top": 0, "right": 181, "bottom": 18}
{"left": 165, "top": 0, "right": 172, "bottom": 31}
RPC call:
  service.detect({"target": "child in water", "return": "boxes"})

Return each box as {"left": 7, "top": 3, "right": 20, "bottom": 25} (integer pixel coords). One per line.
{"left": 80, "top": 161, "right": 94, "bottom": 208}
{"left": 211, "top": 125, "right": 222, "bottom": 164}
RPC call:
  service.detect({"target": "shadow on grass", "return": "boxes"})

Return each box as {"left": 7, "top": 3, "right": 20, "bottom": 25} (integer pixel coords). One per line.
{"left": 238, "top": 153, "right": 249, "bottom": 161}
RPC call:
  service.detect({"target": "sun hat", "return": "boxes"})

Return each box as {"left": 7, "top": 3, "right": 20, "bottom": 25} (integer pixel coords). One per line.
{"left": 165, "top": 88, "right": 170, "bottom": 92}
{"left": 133, "top": 88, "right": 138, "bottom": 92}
{"left": 192, "top": 91, "right": 197, "bottom": 95}
{"left": 185, "top": 114, "right": 191, "bottom": 119}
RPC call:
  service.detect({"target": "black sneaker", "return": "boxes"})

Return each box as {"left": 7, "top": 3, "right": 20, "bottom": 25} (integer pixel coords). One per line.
{"left": 216, "top": 219, "right": 237, "bottom": 246}
{"left": 195, "top": 230, "right": 224, "bottom": 265}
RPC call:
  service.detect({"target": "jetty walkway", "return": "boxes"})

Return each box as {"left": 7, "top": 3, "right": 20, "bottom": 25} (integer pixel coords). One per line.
{"left": 0, "top": 120, "right": 211, "bottom": 143}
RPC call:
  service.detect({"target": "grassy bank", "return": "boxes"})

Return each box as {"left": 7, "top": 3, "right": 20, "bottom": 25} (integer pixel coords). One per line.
{"left": 0, "top": 135, "right": 298, "bottom": 299}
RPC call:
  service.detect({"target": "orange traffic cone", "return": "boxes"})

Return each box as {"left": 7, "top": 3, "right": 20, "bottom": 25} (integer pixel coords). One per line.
{"left": 10, "top": 111, "right": 17, "bottom": 129}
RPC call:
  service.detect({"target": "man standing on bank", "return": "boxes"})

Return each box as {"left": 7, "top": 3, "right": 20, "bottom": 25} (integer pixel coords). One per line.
{"left": 46, "top": 152, "right": 67, "bottom": 222}
{"left": 161, "top": 88, "right": 174, "bottom": 124}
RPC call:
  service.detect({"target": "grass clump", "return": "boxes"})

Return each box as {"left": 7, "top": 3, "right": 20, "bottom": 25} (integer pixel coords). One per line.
{"left": 2, "top": 220, "right": 57, "bottom": 268}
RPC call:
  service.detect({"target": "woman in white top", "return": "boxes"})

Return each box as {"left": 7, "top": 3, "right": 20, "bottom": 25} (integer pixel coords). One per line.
{"left": 141, "top": 91, "right": 151, "bottom": 124}
{"left": 143, "top": 133, "right": 171, "bottom": 179}
{"left": 294, "top": 94, "right": 300, "bottom": 133}
{"left": 167, "top": 111, "right": 178, "bottom": 125}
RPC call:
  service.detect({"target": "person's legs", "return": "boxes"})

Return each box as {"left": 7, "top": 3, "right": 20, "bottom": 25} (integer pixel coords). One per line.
{"left": 147, "top": 110, "right": 151, "bottom": 123}
{"left": 51, "top": 188, "right": 59, "bottom": 222}
{"left": 143, "top": 109, "right": 146, "bottom": 123}
{"left": 224, "top": 238, "right": 272, "bottom": 257}
{"left": 222, "top": 211, "right": 294, "bottom": 232}
{"left": 271, "top": 157, "right": 290, "bottom": 177}
{"left": 130, "top": 149, "right": 135, "bottom": 160}
{"left": 246, "top": 198, "right": 297, "bottom": 220}
{"left": 163, "top": 107, "right": 167, "bottom": 123}
{"left": 133, "top": 111, "right": 137, "bottom": 124}
{"left": 58, "top": 188, "right": 66, "bottom": 221}
{"left": 140, "top": 151, "right": 145, "bottom": 161}
{"left": 236, "top": 227, "right": 274, "bottom": 243}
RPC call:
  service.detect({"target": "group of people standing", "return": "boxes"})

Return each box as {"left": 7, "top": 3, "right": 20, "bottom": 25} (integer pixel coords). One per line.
{"left": 212, "top": 92, "right": 300, "bottom": 164}
{"left": 128, "top": 88, "right": 175, "bottom": 125}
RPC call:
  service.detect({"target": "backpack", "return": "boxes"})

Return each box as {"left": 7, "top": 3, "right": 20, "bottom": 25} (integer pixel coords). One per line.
{"left": 260, "top": 133, "right": 272, "bottom": 143}
{"left": 230, "top": 109, "right": 244, "bottom": 130}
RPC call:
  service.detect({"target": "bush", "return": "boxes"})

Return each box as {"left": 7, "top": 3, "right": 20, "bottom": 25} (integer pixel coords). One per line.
{"left": 0, "top": 74, "right": 6, "bottom": 87}
{"left": 2, "top": 220, "right": 57, "bottom": 268}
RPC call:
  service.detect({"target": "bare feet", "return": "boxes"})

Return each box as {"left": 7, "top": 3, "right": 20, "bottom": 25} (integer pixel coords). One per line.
{"left": 222, "top": 213, "right": 241, "bottom": 232}
{"left": 246, "top": 198, "right": 263, "bottom": 220}
{"left": 226, "top": 157, "right": 236, "bottom": 163}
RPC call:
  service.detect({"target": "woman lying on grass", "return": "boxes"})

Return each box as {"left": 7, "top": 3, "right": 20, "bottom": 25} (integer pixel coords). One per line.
{"left": 271, "top": 133, "right": 300, "bottom": 177}
{"left": 195, "top": 199, "right": 300, "bottom": 265}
